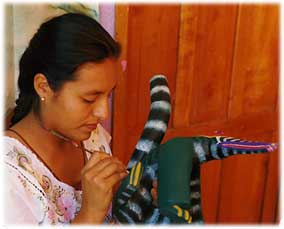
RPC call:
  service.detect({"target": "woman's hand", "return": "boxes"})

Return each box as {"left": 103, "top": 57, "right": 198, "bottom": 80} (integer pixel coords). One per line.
{"left": 72, "top": 152, "right": 128, "bottom": 224}
{"left": 151, "top": 180, "right": 158, "bottom": 207}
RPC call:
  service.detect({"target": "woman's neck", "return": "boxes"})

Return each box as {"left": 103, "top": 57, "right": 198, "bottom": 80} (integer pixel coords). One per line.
{"left": 7, "top": 112, "right": 85, "bottom": 188}
{"left": 10, "top": 111, "right": 74, "bottom": 151}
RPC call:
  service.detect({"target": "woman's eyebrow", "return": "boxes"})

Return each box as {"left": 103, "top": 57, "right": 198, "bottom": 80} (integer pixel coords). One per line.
{"left": 84, "top": 90, "right": 103, "bottom": 95}
{"left": 85, "top": 85, "right": 117, "bottom": 95}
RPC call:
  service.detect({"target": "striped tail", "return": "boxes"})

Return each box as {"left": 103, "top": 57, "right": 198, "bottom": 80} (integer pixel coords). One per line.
{"left": 127, "top": 74, "right": 171, "bottom": 169}
{"left": 192, "top": 136, "right": 277, "bottom": 164}
{"left": 188, "top": 135, "right": 277, "bottom": 224}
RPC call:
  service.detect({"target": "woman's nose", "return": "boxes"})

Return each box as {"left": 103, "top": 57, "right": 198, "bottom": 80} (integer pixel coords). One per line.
{"left": 92, "top": 97, "right": 109, "bottom": 121}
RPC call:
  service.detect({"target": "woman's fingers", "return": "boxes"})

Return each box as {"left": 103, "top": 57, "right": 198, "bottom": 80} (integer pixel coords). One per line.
{"left": 94, "top": 170, "right": 128, "bottom": 192}
{"left": 81, "top": 151, "right": 109, "bottom": 175}
{"left": 82, "top": 153, "right": 124, "bottom": 176}
{"left": 95, "top": 161, "right": 127, "bottom": 179}
{"left": 94, "top": 156, "right": 125, "bottom": 174}
{"left": 108, "top": 171, "right": 128, "bottom": 187}
{"left": 79, "top": 152, "right": 127, "bottom": 220}
{"left": 81, "top": 153, "right": 127, "bottom": 192}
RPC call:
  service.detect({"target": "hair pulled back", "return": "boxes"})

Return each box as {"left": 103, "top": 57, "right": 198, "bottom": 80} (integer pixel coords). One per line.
{"left": 10, "top": 13, "right": 121, "bottom": 127}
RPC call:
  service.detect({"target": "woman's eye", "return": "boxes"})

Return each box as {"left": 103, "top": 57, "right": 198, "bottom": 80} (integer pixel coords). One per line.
{"left": 83, "top": 98, "right": 95, "bottom": 103}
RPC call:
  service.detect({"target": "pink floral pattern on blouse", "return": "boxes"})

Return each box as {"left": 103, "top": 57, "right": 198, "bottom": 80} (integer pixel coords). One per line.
{"left": 56, "top": 194, "right": 78, "bottom": 222}
{"left": 4, "top": 124, "right": 113, "bottom": 225}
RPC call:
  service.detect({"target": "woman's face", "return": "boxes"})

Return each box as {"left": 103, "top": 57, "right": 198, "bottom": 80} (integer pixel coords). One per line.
{"left": 42, "top": 58, "right": 119, "bottom": 141}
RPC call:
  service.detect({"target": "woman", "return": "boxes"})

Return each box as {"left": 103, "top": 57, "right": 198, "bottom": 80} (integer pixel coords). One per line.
{"left": 3, "top": 13, "right": 129, "bottom": 225}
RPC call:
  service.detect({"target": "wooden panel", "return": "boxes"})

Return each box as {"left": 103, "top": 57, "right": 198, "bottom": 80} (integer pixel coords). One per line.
{"left": 229, "top": 4, "right": 279, "bottom": 119}
{"left": 261, "top": 130, "right": 279, "bottom": 222}
{"left": 174, "top": 5, "right": 238, "bottom": 126}
{"left": 190, "top": 5, "right": 238, "bottom": 124}
{"left": 217, "top": 153, "right": 269, "bottom": 223}
{"left": 217, "top": 130, "right": 273, "bottom": 223}
{"left": 164, "top": 111, "right": 277, "bottom": 141}
{"left": 173, "top": 5, "right": 198, "bottom": 128}
{"left": 113, "top": 4, "right": 129, "bottom": 163}
{"left": 201, "top": 161, "right": 222, "bottom": 223}
{"left": 275, "top": 193, "right": 280, "bottom": 223}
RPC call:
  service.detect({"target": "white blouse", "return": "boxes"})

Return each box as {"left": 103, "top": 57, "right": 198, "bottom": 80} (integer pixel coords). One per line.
{"left": 3, "top": 124, "right": 113, "bottom": 225}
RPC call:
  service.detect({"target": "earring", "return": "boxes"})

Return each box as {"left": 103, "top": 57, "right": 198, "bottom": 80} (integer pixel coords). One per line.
{"left": 40, "top": 97, "right": 45, "bottom": 101}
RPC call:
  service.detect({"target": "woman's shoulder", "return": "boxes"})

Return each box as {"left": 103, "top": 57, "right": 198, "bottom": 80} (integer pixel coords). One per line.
{"left": 3, "top": 134, "right": 29, "bottom": 163}
{"left": 3, "top": 130, "right": 31, "bottom": 158}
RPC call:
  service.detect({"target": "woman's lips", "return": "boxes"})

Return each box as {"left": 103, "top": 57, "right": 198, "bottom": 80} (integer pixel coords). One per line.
{"left": 84, "top": 123, "right": 98, "bottom": 131}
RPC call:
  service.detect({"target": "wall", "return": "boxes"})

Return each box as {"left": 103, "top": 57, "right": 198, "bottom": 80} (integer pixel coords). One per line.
{"left": 113, "top": 3, "right": 279, "bottom": 223}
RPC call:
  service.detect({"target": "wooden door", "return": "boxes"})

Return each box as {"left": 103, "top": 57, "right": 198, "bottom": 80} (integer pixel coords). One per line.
{"left": 113, "top": 3, "right": 279, "bottom": 223}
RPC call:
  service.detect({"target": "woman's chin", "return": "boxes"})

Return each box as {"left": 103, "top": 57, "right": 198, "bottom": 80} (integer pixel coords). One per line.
{"left": 77, "top": 130, "right": 92, "bottom": 141}
{"left": 68, "top": 128, "right": 93, "bottom": 142}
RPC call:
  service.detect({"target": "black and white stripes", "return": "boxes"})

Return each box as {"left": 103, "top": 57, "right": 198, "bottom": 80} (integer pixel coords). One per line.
{"left": 127, "top": 75, "right": 171, "bottom": 169}
{"left": 191, "top": 136, "right": 277, "bottom": 164}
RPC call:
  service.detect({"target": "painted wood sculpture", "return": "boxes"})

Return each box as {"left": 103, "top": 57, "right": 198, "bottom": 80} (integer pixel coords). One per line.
{"left": 112, "top": 75, "right": 277, "bottom": 224}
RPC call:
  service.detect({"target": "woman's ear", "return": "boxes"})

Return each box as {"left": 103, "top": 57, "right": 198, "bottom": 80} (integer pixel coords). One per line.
{"left": 33, "top": 73, "right": 53, "bottom": 99}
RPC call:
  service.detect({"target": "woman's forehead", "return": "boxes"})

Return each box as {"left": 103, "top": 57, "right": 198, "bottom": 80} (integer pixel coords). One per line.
{"left": 71, "top": 59, "right": 118, "bottom": 91}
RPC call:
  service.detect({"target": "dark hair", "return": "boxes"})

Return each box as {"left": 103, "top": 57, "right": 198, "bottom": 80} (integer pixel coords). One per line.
{"left": 10, "top": 13, "right": 121, "bottom": 127}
